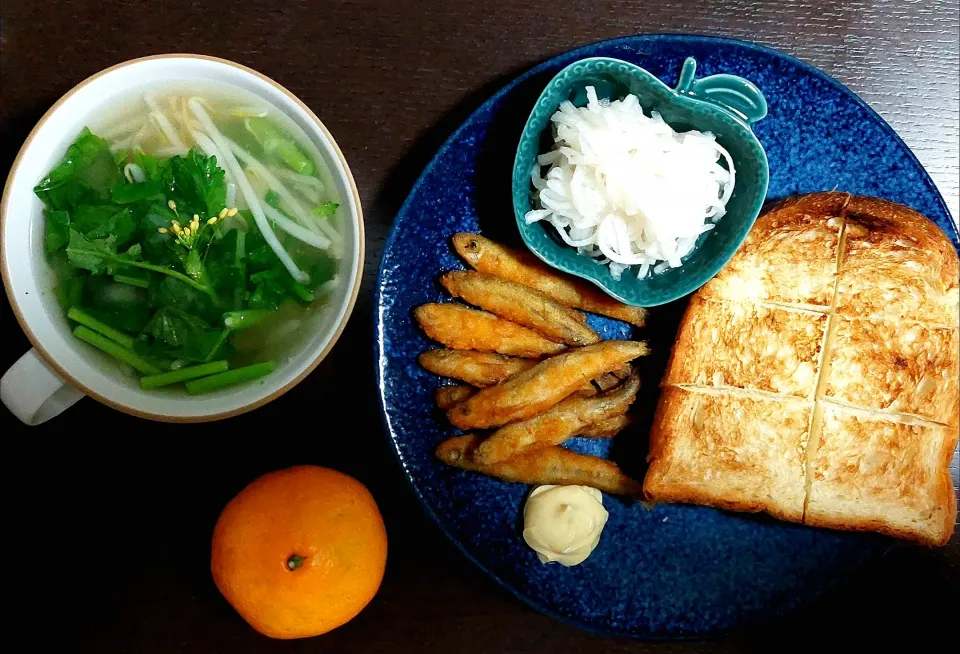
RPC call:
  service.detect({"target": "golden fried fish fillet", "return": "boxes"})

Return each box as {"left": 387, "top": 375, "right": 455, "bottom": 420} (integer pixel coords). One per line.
{"left": 436, "top": 434, "right": 643, "bottom": 496}
{"left": 414, "top": 303, "right": 566, "bottom": 359}
{"left": 441, "top": 270, "right": 600, "bottom": 346}
{"left": 475, "top": 374, "right": 640, "bottom": 464}
{"left": 447, "top": 340, "right": 649, "bottom": 430}
{"left": 452, "top": 233, "right": 647, "bottom": 326}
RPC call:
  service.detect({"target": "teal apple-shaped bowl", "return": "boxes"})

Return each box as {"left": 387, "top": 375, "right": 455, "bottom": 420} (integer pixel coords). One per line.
{"left": 512, "top": 56, "right": 769, "bottom": 307}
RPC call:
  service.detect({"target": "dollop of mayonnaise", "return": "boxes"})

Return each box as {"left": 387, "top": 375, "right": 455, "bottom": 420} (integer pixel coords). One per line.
{"left": 522, "top": 485, "right": 608, "bottom": 567}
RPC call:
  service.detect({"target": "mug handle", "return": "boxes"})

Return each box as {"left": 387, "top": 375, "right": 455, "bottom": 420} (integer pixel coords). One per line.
{"left": 1, "top": 349, "right": 84, "bottom": 425}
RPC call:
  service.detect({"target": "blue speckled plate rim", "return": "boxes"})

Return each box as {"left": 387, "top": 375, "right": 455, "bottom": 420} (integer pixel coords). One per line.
{"left": 373, "top": 33, "right": 958, "bottom": 640}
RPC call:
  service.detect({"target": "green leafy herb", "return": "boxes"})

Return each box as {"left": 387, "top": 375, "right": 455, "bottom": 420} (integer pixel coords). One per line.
{"left": 80, "top": 276, "right": 152, "bottom": 333}
{"left": 243, "top": 216, "right": 280, "bottom": 271}
{"left": 65, "top": 229, "right": 215, "bottom": 296}
{"left": 149, "top": 276, "right": 221, "bottom": 324}
{"left": 84, "top": 207, "right": 137, "bottom": 246}
{"left": 65, "top": 229, "right": 118, "bottom": 275}
{"left": 134, "top": 151, "right": 168, "bottom": 183}
{"left": 303, "top": 249, "right": 337, "bottom": 287}
{"left": 164, "top": 149, "right": 227, "bottom": 219}
{"left": 140, "top": 202, "right": 184, "bottom": 268}
{"left": 136, "top": 307, "right": 230, "bottom": 363}
{"left": 34, "top": 128, "right": 122, "bottom": 211}
{"left": 248, "top": 273, "right": 288, "bottom": 311}
{"left": 44, "top": 209, "right": 71, "bottom": 255}
{"left": 70, "top": 204, "right": 117, "bottom": 234}
{"left": 312, "top": 201, "right": 339, "bottom": 218}
{"left": 111, "top": 179, "right": 165, "bottom": 204}
{"left": 204, "top": 228, "right": 248, "bottom": 309}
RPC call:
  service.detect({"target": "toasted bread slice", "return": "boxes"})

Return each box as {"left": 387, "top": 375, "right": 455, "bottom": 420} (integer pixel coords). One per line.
{"left": 649, "top": 193, "right": 958, "bottom": 545}
{"left": 823, "top": 316, "right": 960, "bottom": 426}
{"left": 700, "top": 192, "right": 847, "bottom": 307}
{"left": 665, "top": 297, "right": 827, "bottom": 398}
{"left": 835, "top": 196, "right": 960, "bottom": 325}
{"left": 805, "top": 403, "right": 957, "bottom": 545}
{"left": 645, "top": 387, "right": 812, "bottom": 522}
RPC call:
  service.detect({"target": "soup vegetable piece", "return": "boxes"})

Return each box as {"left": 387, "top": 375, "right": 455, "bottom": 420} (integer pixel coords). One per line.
{"left": 35, "top": 88, "right": 343, "bottom": 393}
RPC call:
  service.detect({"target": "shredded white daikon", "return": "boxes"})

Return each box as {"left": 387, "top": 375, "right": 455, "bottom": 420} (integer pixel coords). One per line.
{"left": 525, "top": 87, "right": 735, "bottom": 280}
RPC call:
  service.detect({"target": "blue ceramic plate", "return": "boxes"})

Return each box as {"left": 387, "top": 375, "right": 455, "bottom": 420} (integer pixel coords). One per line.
{"left": 375, "top": 35, "right": 959, "bottom": 639}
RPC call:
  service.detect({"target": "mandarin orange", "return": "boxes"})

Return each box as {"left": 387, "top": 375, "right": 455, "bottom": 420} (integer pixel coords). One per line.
{"left": 211, "top": 465, "right": 387, "bottom": 639}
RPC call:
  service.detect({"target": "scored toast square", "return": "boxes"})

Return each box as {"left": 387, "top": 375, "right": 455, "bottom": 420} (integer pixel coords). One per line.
{"left": 835, "top": 197, "right": 960, "bottom": 325}
{"left": 645, "top": 387, "right": 812, "bottom": 522}
{"left": 699, "top": 193, "right": 846, "bottom": 307}
{"left": 822, "top": 316, "right": 960, "bottom": 426}
{"left": 665, "top": 297, "right": 827, "bottom": 398}
{"left": 805, "top": 403, "right": 958, "bottom": 545}
{"left": 649, "top": 193, "right": 958, "bottom": 544}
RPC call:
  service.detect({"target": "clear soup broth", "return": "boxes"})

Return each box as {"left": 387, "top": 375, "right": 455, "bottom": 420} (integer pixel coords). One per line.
{"left": 35, "top": 82, "right": 345, "bottom": 393}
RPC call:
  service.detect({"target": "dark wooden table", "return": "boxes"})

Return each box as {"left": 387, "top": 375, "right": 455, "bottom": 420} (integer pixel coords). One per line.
{"left": 2, "top": 1, "right": 958, "bottom": 651}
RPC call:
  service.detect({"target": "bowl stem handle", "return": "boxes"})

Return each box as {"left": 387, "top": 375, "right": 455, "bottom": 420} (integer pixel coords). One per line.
{"left": 674, "top": 57, "right": 768, "bottom": 126}
{"left": 675, "top": 57, "right": 699, "bottom": 95}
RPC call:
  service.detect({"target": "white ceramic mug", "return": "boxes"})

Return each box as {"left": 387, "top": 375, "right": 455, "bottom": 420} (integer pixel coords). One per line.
{"left": 1, "top": 55, "right": 363, "bottom": 425}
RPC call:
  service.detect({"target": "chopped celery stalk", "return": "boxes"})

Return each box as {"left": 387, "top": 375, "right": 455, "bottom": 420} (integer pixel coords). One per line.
{"left": 245, "top": 117, "right": 315, "bottom": 176}
{"left": 113, "top": 273, "right": 151, "bottom": 288}
{"left": 73, "top": 325, "right": 161, "bottom": 375}
{"left": 289, "top": 282, "right": 315, "bottom": 303}
{"left": 223, "top": 309, "right": 274, "bottom": 331}
{"left": 185, "top": 361, "right": 276, "bottom": 394}
{"left": 67, "top": 307, "right": 136, "bottom": 350}
{"left": 140, "top": 360, "right": 229, "bottom": 390}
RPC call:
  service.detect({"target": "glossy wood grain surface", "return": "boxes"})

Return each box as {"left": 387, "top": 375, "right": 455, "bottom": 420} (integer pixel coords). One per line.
{"left": 1, "top": 1, "right": 957, "bottom": 651}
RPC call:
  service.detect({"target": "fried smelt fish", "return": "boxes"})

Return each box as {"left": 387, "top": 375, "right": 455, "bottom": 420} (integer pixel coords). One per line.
{"left": 611, "top": 365, "right": 632, "bottom": 380}
{"left": 579, "top": 414, "right": 636, "bottom": 438}
{"left": 435, "top": 385, "right": 475, "bottom": 409}
{"left": 440, "top": 270, "right": 600, "bottom": 346}
{"left": 476, "top": 374, "right": 640, "bottom": 464}
{"left": 420, "top": 350, "right": 618, "bottom": 400}
{"left": 452, "top": 233, "right": 647, "bottom": 327}
{"left": 435, "top": 435, "right": 643, "bottom": 496}
{"left": 593, "top": 364, "right": 634, "bottom": 391}
{"left": 595, "top": 372, "right": 623, "bottom": 392}
{"left": 418, "top": 349, "right": 536, "bottom": 386}
{"left": 448, "top": 340, "right": 650, "bottom": 429}
{"left": 414, "top": 303, "right": 566, "bottom": 359}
